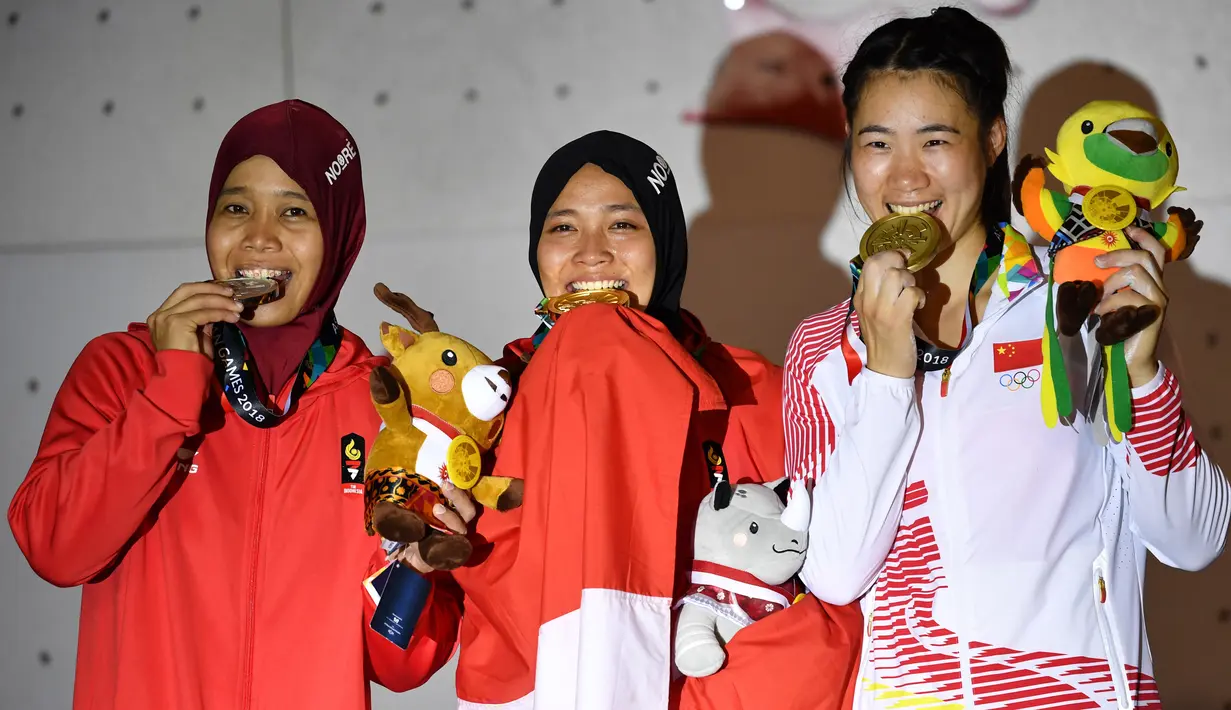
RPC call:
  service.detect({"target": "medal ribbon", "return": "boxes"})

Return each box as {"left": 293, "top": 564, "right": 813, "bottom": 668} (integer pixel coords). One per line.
{"left": 529, "top": 297, "right": 555, "bottom": 351}
{"left": 211, "top": 311, "right": 343, "bottom": 428}
{"left": 841, "top": 225, "right": 1005, "bottom": 379}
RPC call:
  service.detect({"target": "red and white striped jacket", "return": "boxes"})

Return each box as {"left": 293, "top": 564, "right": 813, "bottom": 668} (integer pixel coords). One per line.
{"left": 784, "top": 243, "right": 1229, "bottom": 709}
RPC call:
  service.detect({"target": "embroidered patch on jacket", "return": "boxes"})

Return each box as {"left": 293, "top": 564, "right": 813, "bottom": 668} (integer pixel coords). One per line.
{"left": 341, "top": 434, "right": 365, "bottom": 494}
{"left": 993, "top": 339, "right": 1043, "bottom": 392}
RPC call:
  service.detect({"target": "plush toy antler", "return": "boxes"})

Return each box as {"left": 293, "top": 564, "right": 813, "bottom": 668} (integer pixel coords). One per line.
{"left": 374, "top": 282, "right": 439, "bottom": 334}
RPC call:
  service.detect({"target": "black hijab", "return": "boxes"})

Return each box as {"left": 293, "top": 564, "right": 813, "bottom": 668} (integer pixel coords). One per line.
{"left": 528, "top": 130, "right": 688, "bottom": 335}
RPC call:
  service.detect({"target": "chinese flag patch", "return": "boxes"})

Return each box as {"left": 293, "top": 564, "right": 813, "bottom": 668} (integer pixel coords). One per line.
{"left": 992, "top": 339, "right": 1043, "bottom": 372}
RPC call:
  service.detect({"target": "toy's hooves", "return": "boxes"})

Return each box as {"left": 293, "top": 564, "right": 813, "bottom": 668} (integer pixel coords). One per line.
{"left": 420, "top": 533, "right": 473, "bottom": 571}
{"left": 1057, "top": 281, "right": 1099, "bottom": 337}
{"left": 496, "top": 479, "right": 524, "bottom": 511}
{"left": 373, "top": 503, "right": 428, "bottom": 544}
{"left": 1096, "top": 305, "right": 1160, "bottom": 346}
{"left": 370, "top": 366, "right": 400, "bottom": 405}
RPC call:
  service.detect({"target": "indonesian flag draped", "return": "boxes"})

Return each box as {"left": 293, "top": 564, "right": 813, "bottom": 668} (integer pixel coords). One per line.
{"left": 449, "top": 304, "right": 862, "bottom": 709}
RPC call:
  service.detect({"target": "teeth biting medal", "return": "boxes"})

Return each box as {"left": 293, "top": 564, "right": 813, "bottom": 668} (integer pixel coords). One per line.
{"left": 856, "top": 213, "right": 955, "bottom": 371}
{"left": 530, "top": 284, "right": 632, "bottom": 351}
{"left": 216, "top": 277, "right": 279, "bottom": 303}
{"left": 213, "top": 271, "right": 289, "bottom": 306}
{"left": 843, "top": 209, "right": 1003, "bottom": 374}
{"left": 536, "top": 280, "right": 632, "bottom": 323}
{"left": 540, "top": 288, "right": 631, "bottom": 318}
{"left": 210, "top": 265, "right": 342, "bottom": 429}
{"left": 858, "top": 212, "right": 943, "bottom": 272}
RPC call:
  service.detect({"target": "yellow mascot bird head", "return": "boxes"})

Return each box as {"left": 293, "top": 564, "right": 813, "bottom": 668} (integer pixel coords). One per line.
{"left": 1044, "top": 100, "right": 1182, "bottom": 210}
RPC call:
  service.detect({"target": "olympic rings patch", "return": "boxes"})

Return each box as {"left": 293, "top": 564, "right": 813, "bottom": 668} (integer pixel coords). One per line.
{"left": 999, "top": 369, "right": 1040, "bottom": 391}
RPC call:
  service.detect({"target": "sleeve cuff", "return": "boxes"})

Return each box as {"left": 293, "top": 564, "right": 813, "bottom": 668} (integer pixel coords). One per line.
{"left": 1130, "top": 360, "right": 1168, "bottom": 400}
{"left": 859, "top": 367, "right": 917, "bottom": 391}
{"left": 1125, "top": 362, "right": 1198, "bottom": 476}
{"left": 143, "top": 349, "right": 213, "bottom": 424}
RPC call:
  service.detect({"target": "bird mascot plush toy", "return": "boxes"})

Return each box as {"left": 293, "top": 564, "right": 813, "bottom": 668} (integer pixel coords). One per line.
{"left": 1012, "top": 100, "right": 1201, "bottom": 440}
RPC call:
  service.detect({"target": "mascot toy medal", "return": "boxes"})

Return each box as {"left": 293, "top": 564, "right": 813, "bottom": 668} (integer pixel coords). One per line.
{"left": 1013, "top": 100, "right": 1201, "bottom": 440}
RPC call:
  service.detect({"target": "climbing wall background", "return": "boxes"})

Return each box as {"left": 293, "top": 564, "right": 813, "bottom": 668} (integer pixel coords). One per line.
{"left": 2, "top": 0, "right": 1229, "bottom": 708}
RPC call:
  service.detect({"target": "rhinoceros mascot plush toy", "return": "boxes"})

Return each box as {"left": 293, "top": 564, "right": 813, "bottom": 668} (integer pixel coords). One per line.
{"left": 673, "top": 445, "right": 809, "bottom": 678}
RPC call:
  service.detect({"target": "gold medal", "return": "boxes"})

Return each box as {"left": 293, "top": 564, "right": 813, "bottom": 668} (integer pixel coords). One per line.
{"left": 541, "top": 288, "right": 631, "bottom": 318}
{"left": 858, "top": 213, "right": 943, "bottom": 272}
{"left": 214, "top": 277, "right": 281, "bottom": 306}
{"left": 446, "top": 435, "right": 483, "bottom": 490}
{"left": 1083, "top": 184, "right": 1136, "bottom": 231}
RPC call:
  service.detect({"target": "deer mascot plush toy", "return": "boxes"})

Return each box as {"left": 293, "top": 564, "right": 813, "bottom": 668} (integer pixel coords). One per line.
{"left": 674, "top": 443, "right": 808, "bottom": 677}
{"left": 363, "top": 283, "right": 523, "bottom": 570}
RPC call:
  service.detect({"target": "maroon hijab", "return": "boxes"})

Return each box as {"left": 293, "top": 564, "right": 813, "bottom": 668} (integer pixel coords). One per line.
{"left": 206, "top": 99, "right": 366, "bottom": 395}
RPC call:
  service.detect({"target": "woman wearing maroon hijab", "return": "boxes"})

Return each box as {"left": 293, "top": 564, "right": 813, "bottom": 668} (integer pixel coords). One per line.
{"left": 8, "top": 100, "right": 465, "bottom": 710}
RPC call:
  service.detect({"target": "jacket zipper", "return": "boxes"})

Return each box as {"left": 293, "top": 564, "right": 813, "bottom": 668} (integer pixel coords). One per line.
{"left": 1091, "top": 561, "right": 1132, "bottom": 709}
{"left": 927, "top": 370, "right": 974, "bottom": 700}
{"left": 908, "top": 276, "right": 1048, "bottom": 701}
{"left": 939, "top": 276, "right": 1047, "bottom": 399}
{"left": 931, "top": 285, "right": 1027, "bottom": 698}
{"left": 240, "top": 429, "right": 272, "bottom": 709}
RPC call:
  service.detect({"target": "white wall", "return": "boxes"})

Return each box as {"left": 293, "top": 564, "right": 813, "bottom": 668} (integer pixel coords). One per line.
{"left": 2, "top": 1, "right": 1229, "bottom": 708}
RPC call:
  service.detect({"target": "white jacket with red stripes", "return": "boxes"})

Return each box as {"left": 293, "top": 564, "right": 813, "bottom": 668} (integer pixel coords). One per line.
{"left": 784, "top": 243, "right": 1229, "bottom": 709}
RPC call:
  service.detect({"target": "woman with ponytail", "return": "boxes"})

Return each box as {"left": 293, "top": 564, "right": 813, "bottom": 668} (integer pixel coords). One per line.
{"left": 785, "top": 7, "right": 1228, "bottom": 708}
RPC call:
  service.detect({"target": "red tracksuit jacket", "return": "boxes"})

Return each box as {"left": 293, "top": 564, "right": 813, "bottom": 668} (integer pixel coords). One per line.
{"left": 427, "top": 306, "right": 863, "bottom": 709}
{"left": 8, "top": 323, "right": 463, "bottom": 710}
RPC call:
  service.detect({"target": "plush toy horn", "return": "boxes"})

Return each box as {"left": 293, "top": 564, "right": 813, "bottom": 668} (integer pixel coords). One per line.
{"left": 374, "top": 282, "right": 440, "bottom": 334}
{"left": 779, "top": 478, "right": 810, "bottom": 533}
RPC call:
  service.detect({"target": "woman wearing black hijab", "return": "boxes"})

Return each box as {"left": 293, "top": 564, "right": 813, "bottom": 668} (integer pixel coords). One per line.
{"left": 526, "top": 131, "right": 690, "bottom": 338}
{"left": 392, "top": 131, "right": 862, "bottom": 709}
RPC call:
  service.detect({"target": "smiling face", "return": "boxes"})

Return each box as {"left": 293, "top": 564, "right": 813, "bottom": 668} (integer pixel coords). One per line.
{"left": 535, "top": 163, "right": 656, "bottom": 308}
{"left": 849, "top": 70, "right": 1006, "bottom": 252}
{"left": 206, "top": 155, "right": 324, "bottom": 327}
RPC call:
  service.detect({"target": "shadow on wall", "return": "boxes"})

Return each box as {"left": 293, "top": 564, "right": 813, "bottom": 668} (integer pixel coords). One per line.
{"left": 679, "top": 0, "right": 1043, "bottom": 363}
{"left": 682, "top": 30, "right": 850, "bottom": 364}
{"left": 1016, "top": 61, "right": 1231, "bottom": 710}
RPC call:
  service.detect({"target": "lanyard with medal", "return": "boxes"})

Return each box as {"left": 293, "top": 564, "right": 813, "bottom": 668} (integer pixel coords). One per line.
{"left": 209, "top": 276, "right": 342, "bottom": 428}
{"left": 841, "top": 212, "right": 1003, "bottom": 392}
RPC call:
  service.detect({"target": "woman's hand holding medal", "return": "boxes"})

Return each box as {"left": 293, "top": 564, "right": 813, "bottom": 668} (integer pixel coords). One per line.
{"left": 854, "top": 249, "right": 926, "bottom": 379}
{"left": 146, "top": 282, "right": 243, "bottom": 358}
